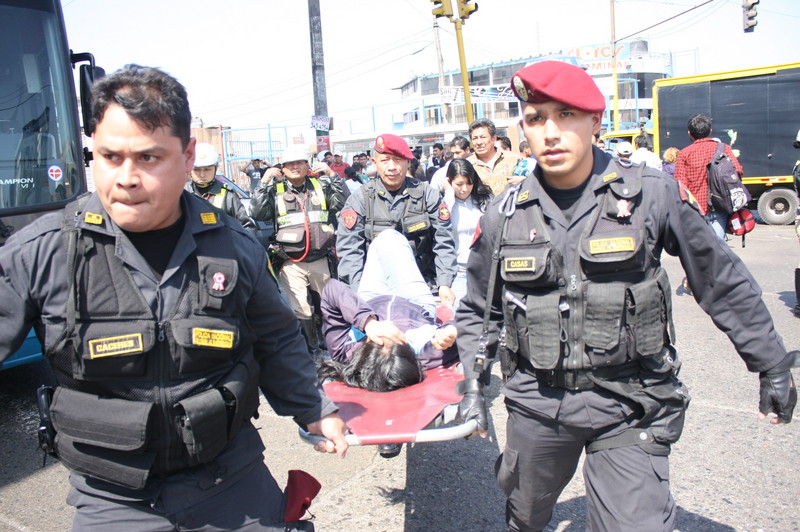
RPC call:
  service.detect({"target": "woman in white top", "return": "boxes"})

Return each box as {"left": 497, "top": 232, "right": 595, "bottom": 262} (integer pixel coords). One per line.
{"left": 443, "top": 158, "right": 493, "bottom": 309}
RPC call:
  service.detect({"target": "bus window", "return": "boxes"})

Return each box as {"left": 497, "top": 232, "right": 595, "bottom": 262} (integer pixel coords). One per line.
{"left": 0, "top": 1, "right": 86, "bottom": 214}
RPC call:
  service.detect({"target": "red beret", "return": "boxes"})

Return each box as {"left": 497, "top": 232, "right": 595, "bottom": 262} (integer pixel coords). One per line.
{"left": 374, "top": 133, "right": 414, "bottom": 160}
{"left": 510, "top": 61, "right": 606, "bottom": 113}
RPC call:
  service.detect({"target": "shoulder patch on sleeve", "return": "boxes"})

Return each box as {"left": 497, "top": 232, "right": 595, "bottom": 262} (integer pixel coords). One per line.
{"left": 438, "top": 203, "right": 451, "bottom": 221}
{"left": 341, "top": 208, "right": 358, "bottom": 230}
{"left": 678, "top": 183, "right": 702, "bottom": 213}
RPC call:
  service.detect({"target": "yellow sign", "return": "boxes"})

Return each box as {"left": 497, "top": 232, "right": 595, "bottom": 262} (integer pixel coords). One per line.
{"left": 200, "top": 212, "right": 218, "bottom": 225}
{"left": 89, "top": 333, "right": 144, "bottom": 359}
{"left": 504, "top": 257, "right": 536, "bottom": 271}
{"left": 84, "top": 212, "right": 104, "bottom": 225}
{"left": 602, "top": 172, "right": 618, "bottom": 183}
{"left": 192, "top": 328, "right": 234, "bottom": 349}
{"left": 589, "top": 237, "right": 635, "bottom": 254}
{"left": 407, "top": 222, "right": 426, "bottom": 233}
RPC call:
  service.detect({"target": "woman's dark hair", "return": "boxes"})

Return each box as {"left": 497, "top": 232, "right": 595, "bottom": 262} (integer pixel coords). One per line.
{"left": 317, "top": 340, "right": 425, "bottom": 392}
{"left": 344, "top": 166, "right": 359, "bottom": 180}
{"left": 408, "top": 157, "right": 420, "bottom": 176}
{"left": 91, "top": 64, "right": 192, "bottom": 149}
{"left": 446, "top": 158, "right": 493, "bottom": 210}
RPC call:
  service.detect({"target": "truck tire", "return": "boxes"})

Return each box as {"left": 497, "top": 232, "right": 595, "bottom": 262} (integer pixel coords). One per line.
{"left": 757, "top": 188, "right": 798, "bottom": 225}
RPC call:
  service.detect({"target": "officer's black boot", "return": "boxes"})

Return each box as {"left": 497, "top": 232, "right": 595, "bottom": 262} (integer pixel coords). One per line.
{"left": 378, "top": 443, "right": 402, "bottom": 458}
{"left": 794, "top": 268, "right": 800, "bottom": 317}
{"left": 299, "top": 319, "right": 322, "bottom": 361}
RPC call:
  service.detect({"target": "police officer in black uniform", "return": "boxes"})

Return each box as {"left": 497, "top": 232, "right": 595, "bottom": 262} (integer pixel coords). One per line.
{"left": 336, "top": 133, "right": 458, "bottom": 307}
{"left": 455, "top": 61, "right": 797, "bottom": 531}
{"left": 0, "top": 65, "right": 348, "bottom": 531}
{"left": 185, "top": 142, "right": 254, "bottom": 230}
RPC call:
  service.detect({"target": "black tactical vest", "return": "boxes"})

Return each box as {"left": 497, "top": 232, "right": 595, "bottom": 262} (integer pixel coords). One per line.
{"left": 362, "top": 180, "right": 435, "bottom": 279}
{"left": 500, "top": 162, "right": 674, "bottom": 373}
{"left": 45, "top": 198, "right": 260, "bottom": 490}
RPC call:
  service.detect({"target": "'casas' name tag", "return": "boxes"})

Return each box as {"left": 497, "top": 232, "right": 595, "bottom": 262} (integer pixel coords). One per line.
{"left": 504, "top": 257, "right": 536, "bottom": 271}
{"left": 89, "top": 334, "right": 143, "bottom": 359}
{"left": 589, "top": 237, "right": 635, "bottom": 254}
{"left": 192, "top": 328, "right": 234, "bottom": 349}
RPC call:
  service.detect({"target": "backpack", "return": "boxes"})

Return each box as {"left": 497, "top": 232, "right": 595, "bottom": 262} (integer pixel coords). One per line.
{"left": 707, "top": 141, "right": 751, "bottom": 215}
{"left": 727, "top": 209, "right": 755, "bottom": 247}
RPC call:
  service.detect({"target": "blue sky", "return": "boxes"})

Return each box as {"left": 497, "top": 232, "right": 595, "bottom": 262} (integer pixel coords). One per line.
{"left": 62, "top": 0, "right": 799, "bottom": 129}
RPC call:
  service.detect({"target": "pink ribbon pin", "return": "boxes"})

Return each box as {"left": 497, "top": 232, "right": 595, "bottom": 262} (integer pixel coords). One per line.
{"left": 616, "top": 199, "right": 632, "bottom": 218}
{"left": 212, "top": 272, "right": 226, "bottom": 291}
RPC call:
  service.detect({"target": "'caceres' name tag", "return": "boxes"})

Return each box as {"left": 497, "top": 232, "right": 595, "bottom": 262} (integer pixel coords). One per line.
{"left": 589, "top": 237, "right": 635, "bottom": 254}
{"left": 89, "top": 334, "right": 144, "bottom": 359}
{"left": 192, "top": 328, "right": 234, "bottom": 349}
{"left": 504, "top": 257, "right": 536, "bottom": 271}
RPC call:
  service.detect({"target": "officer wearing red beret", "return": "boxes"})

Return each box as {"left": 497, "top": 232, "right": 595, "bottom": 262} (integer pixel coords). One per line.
{"left": 336, "top": 133, "right": 458, "bottom": 307}
{"left": 455, "top": 61, "right": 797, "bottom": 531}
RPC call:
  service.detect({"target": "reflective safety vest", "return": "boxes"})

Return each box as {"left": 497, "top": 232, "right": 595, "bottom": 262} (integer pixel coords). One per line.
{"left": 500, "top": 161, "right": 675, "bottom": 373}
{"left": 274, "top": 177, "right": 334, "bottom": 259}
{"left": 206, "top": 187, "right": 227, "bottom": 210}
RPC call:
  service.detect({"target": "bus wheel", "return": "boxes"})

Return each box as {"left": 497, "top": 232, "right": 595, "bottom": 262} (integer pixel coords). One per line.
{"left": 757, "top": 188, "right": 798, "bottom": 226}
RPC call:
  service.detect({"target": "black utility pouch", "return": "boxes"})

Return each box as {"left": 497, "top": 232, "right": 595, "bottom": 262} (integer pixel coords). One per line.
{"left": 216, "top": 357, "right": 261, "bottom": 436}
{"left": 175, "top": 388, "right": 229, "bottom": 464}
{"left": 50, "top": 387, "right": 155, "bottom": 489}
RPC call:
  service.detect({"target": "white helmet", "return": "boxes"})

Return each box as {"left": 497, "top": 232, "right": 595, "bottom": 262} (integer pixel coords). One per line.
{"left": 194, "top": 143, "right": 219, "bottom": 168}
{"left": 282, "top": 150, "right": 309, "bottom": 165}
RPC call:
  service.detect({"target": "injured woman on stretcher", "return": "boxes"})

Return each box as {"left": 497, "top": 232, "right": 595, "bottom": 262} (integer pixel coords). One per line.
{"left": 317, "top": 229, "right": 459, "bottom": 392}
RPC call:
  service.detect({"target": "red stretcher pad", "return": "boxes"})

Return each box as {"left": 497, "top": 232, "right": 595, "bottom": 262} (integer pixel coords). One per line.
{"left": 322, "top": 366, "right": 465, "bottom": 445}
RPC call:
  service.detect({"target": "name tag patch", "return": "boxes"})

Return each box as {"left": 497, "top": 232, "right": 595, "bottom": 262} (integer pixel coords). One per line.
{"left": 200, "top": 212, "right": 218, "bottom": 225}
{"left": 407, "top": 222, "right": 427, "bottom": 233}
{"left": 504, "top": 257, "right": 536, "bottom": 271}
{"left": 89, "top": 334, "right": 144, "bottom": 359}
{"left": 589, "top": 237, "right": 635, "bottom": 254}
{"left": 192, "top": 328, "right": 234, "bottom": 349}
{"left": 84, "top": 212, "right": 104, "bottom": 225}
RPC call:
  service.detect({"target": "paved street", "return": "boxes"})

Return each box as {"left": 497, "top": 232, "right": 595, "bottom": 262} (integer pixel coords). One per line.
{"left": 1, "top": 224, "right": 799, "bottom": 532}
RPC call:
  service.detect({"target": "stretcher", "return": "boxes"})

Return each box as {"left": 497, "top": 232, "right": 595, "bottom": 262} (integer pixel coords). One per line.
{"left": 300, "top": 365, "right": 478, "bottom": 446}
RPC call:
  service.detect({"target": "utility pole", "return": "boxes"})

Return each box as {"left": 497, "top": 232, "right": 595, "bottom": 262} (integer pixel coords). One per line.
{"left": 308, "top": 0, "right": 329, "bottom": 155}
{"left": 610, "top": 0, "right": 619, "bottom": 132}
{"left": 453, "top": 18, "right": 474, "bottom": 126}
{"left": 430, "top": 0, "right": 478, "bottom": 126}
{"left": 433, "top": 20, "right": 451, "bottom": 124}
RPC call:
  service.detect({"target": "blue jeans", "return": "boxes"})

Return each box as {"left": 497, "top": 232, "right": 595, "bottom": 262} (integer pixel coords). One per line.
{"left": 357, "top": 229, "right": 436, "bottom": 317}
{"left": 451, "top": 266, "right": 468, "bottom": 311}
{"left": 705, "top": 210, "right": 728, "bottom": 241}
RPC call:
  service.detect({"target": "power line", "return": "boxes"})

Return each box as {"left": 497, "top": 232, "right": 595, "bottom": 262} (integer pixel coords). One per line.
{"left": 616, "top": 0, "right": 715, "bottom": 42}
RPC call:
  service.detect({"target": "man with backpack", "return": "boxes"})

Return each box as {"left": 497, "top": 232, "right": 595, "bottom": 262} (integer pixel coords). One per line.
{"left": 674, "top": 114, "right": 744, "bottom": 240}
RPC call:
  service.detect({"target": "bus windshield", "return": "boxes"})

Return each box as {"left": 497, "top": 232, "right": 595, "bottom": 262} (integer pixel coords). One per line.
{"left": 0, "top": 0, "right": 85, "bottom": 214}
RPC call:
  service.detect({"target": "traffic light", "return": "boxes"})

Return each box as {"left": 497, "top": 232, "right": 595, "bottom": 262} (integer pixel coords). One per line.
{"left": 742, "top": 0, "right": 759, "bottom": 32}
{"left": 457, "top": 0, "right": 478, "bottom": 20}
{"left": 431, "top": 0, "right": 453, "bottom": 18}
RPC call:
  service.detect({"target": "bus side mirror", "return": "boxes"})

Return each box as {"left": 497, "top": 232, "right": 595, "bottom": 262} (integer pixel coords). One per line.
{"left": 79, "top": 64, "right": 105, "bottom": 137}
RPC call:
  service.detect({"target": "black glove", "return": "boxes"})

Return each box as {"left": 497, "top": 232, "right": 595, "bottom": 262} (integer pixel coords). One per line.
{"left": 456, "top": 379, "right": 488, "bottom": 432}
{"left": 758, "top": 350, "right": 799, "bottom": 424}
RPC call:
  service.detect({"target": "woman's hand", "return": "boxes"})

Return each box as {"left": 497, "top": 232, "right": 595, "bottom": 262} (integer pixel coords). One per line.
{"left": 363, "top": 317, "right": 406, "bottom": 346}
{"left": 431, "top": 324, "right": 457, "bottom": 350}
